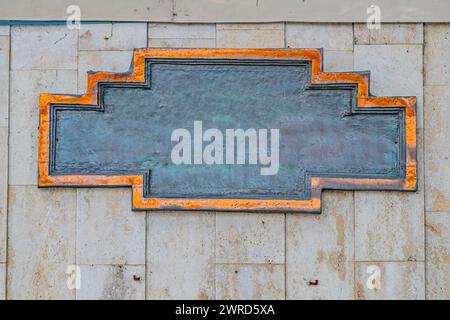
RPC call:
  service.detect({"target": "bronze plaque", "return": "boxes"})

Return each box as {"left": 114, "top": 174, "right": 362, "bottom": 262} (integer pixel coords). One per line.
{"left": 39, "top": 49, "right": 417, "bottom": 213}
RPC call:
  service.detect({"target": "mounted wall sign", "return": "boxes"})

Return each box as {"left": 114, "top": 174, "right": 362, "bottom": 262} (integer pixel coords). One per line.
{"left": 39, "top": 49, "right": 417, "bottom": 213}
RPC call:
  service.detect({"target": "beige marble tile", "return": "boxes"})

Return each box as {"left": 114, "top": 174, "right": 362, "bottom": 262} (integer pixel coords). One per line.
{"left": 11, "top": 25, "right": 77, "bottom": 70}
{"left": 79, "top": 23, "right": 147, "bottom": 51}
{"left": 76, "top": 189, "right": 146, "bottom": 265}
{"left": 0, "top": 128, "right": 7, "bottom": 262}
{"left": 355, "top": 262, "right": 425, "bottom": 300}
{"left": 146, "top": 212, "right": 215, "bottom": 299}
{"left": 217, "top": 23, "right": 284, "bottom": 48}
{"left": 286, "top": 23, "right": 353, "bottom": 50}
{"left": 0, "top": 25, "right": 9, "bottom": 36}
{"left": 286, "top": 191, "right": 354, "bottom": 299}
{"left": 354, "top": 44, "right": 424, "bottom": 128}
{"left": 76, "top": 265, "right": 145, "bottom": 300}
{"left": 354, "top": 23, "right": 423, "bottom": 44}
{"left": 424, "top": 24, "right": 450, "bottom": 86}
{"left": 216, "top": 213, "right": 284, "bottom": 264}
{"left": 355, "top": 130, "right": 424, "bottom": 262}
{"left": 426, "top": 212, "right": 450, "bottom": 300}
{"left": 216, "top": 264, "right": 284, "bottom": 300}
{"left": 0, "top": 36, "right": 9, "bottom": 127}
{"left": 148, "top": 23, "right": 215, "bottom": 48}
{"left": 323, "top": 50, "right": 353, "bottom": 72}
{"left": 0, "top": 263, "right": 5, "bottom": 299}
{"left": 424, "top": 86, "right": 450, "bottom": 212}
{"left": 7, "top": 186, "right": 76, "bottom": 299}
{"left": 78, "top": 51, "right": 133, "bottom": 93}
{"left": 9, "top": 70, "right": 77, "bottom": 186}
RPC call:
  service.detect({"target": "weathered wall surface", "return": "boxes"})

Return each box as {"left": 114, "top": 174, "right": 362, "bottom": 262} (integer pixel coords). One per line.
{"left": 0, "top": 22, "right": 448, "bottom": 300}
{"left": 2, "top": 0, "right": 450, "bottom": 23}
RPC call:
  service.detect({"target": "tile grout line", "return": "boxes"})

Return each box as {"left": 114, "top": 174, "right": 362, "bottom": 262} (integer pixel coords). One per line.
{"left": 214, "top": 23, "right": 217, "bottom": 48}
{"left": 77, "top": 49, "right": 135, "bottom": 52}
{"left": 353, "top": 43, "right": 424, "bottom": 46}
{"left": 352, "top": 22, "right": 357, "bottom": 301}
{"left": 144, "top": 211, "right": 148, "bottom": 300}
{"left": 76, "top": 263, "right": 147, "bottom": 266}
{"left": 283, "top": 22, "right": 287, "bottom": 301}
{"left": 4, "top": 24, "right": 11, "bottom": 301}
{"left": 353, "top": 190, "right": 356, "bottom": 299}
{"left": 144, "top": 21, "right": 149, "bottom": 301}
{"left": 214, "top": 212, "right": 217, "bottom": 300}
{"left": 10, "top": 68, "right": 79, "bottom": 72}
{"left": 423, "top": 84, "right": 450, "bottom": 87}
{"left": 284, "top": 212, "right": 287, "bottom": 300}
{"left": 215, "top": 262, "right": 287, "bottom": 266}
{"left": 213, "top": 25, "right": 217, "bottom": 300}
{"left": 354, "top": 260, "right": 426, "bottom": 263}
{"left": 74, "top": 25, "right": 79, "bottom": 301}
{"left": 422, "top": 23, "right": 427, "bottom": 300}
{"left": 424, "top": 211, "right": 450, "bottom": 214}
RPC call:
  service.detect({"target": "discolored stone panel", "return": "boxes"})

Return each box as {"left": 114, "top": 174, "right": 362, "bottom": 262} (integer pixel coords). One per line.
{"left": 286, "top": 191, "right": 354, "bottom": 299}
{"left": 0, "top": 263, "right": 5, "bottom": 300}
{"left": 426, "top": 213, "right": 450, "bottom": 299}
{"left": 76, "top": 265, "right": 145, "bottom": 300}
{"left": 215, "top": 264, "right": 285, "bottom": 300}
{"left": 7, "top": 186, "right": 76, "bottom": 299}
{"left": 146, "top": 211, "right": 215, "bottom": 299}
{"left": 355, "top": 262, "right": 425, "bottom": 300}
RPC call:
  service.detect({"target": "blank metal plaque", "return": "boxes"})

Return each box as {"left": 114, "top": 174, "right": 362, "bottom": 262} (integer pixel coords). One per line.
{"left": 39, "top": 49, "right": 417, "bottom": 213}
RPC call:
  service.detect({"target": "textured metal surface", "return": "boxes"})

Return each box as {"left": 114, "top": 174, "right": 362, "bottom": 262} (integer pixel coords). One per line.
{"left": 39, "top": 49, "right": 417, "bottom": 212}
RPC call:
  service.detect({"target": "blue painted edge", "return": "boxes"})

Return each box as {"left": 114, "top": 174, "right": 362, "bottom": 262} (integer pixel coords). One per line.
{"left": 0, "top": 20, "right": 142, "bottom": 25}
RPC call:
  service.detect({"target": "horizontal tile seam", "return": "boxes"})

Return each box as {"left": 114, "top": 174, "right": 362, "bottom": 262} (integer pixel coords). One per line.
{"left": 355, "top": 42, "right": 424, "bottom": 45}
{"left": 424, "top": 84, "right": 450, "bottom": 88}
{"left": 216, "top": 28, "right": 285, "bottom": 31}
{"left": 215, "top": 262, "right": 285, "bottom": 266}
{"left": 148, "top": 24, "right": 216, "bottom": 26}
{"left": 9, "top": 68, "right": 78, "bottom": 71}
{"left": 148, "top": 37, "right": 216, "bottom": 40}
{"left": 354, "top": 44, "right": 424, "bottom": 47}
{"left": 424, "top": 84, "right": 450, "bottom": 87}
{"left": 355, "top": 260, "right": 426, "bottom": 263}
{"left": 75, "top": 263, "right": 146, "bottom": 267}
{"left": 300, "top": 49, "right": 354, "bottom": 52}
{"left": 78, "top": 49, "right": 141, "bottom": 52}
{"left": 425, "top": 211, "right": 450, "bottom": 214}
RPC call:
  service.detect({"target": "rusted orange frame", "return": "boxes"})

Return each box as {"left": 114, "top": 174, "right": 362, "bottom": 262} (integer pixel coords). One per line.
{"left": 39, "top": 48, "right": 417, "bottom": 212}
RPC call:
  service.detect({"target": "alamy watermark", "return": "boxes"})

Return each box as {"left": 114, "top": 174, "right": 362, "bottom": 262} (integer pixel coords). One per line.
{"left": 171, "top": 121, "right": 280, "bottom": 175}
{"left": 66, "top": 265, "right": 81, "bottom": 290}
{"left": 366, "top": 265, "right": 381, "bottom": 290}
{"left": 66, "top": 5, "right": 81, "bottom": 30}
{"left": 366, "top": 5, "right": 381, "bottom": 30}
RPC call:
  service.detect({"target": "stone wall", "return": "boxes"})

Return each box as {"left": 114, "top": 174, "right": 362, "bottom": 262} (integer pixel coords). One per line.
{"left": 0, "top": 22, "right": 448, "bottom": 300}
